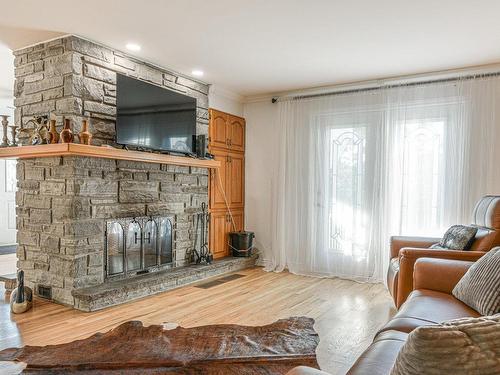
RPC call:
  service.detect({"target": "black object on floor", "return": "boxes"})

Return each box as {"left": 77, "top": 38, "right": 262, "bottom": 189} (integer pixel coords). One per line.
{"left": 0, "top": 245, "right": 16, "bottom": 255}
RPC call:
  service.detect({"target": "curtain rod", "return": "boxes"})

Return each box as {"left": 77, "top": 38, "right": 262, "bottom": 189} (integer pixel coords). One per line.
{"left": 273, "top": 71, "right": 500, "bottom": 102}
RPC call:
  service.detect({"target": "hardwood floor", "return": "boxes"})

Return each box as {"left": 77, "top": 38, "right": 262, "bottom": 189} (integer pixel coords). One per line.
{"left": 0, "top": 267, "right": 395, "bottom": 374}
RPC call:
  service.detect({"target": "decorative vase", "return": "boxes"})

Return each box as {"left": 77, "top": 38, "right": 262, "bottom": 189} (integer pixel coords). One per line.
{"left": 78, "top": 119, "right": 92, "bottom": 145}
{"left": 59, "top": 118, "right": 74, "bottom": 143}
{"left": 1, "top": 115, "right": 9, "bottom": 147}
{"left": 48, "top": 119, "right": 59, "bottom": 144}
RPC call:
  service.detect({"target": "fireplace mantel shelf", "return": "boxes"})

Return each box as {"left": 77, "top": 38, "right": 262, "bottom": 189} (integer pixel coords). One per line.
{"left": 0, "top": 144, "right": 220, "bottom": 169}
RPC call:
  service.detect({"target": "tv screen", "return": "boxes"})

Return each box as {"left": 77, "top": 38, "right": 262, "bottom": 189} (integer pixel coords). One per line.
{"left": 116, "top": 74, "right": 196, "bottom": 154}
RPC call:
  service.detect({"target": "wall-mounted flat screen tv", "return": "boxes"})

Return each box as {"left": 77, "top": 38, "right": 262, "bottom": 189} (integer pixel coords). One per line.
{"left": 116, "top": 74, "right": 196, "bottom": 154}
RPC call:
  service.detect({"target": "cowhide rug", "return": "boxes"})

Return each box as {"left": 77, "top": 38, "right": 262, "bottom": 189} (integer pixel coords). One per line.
{"left": 0, "top": 316, "right": 319, "bottom": 374}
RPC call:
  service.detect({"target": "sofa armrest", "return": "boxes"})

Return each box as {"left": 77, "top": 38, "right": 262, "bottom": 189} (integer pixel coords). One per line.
{"left": 390, "top": 236, "right": 441, "bottom": 259}
{"left": 286, "top": 367, "right": 330, "bottom": 375}
{"left": 413, "top": 258, "right": 473, "bottom": 294}
{"left": 395, "top": 248, "right": 484, "bottom": 307}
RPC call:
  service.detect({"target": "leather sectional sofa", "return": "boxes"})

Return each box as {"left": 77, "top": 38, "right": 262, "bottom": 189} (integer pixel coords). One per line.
{"left": 388, "top": 195, "right": 500, "bottom": 308}
{"left": 287, "top": 257, "right": 482, "bottom": 375}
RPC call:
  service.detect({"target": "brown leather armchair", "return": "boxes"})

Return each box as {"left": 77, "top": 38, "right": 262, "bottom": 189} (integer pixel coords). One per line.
{"left": 387, "top": 195, "right": 500, "bottom": 308}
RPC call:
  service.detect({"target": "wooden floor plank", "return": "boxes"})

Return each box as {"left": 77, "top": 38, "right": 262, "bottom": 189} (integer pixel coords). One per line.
{"left": 0, "top": 267, "right": 395, "bottom": 374}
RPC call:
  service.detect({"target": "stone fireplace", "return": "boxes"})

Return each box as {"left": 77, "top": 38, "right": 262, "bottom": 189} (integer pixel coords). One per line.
{"left": 10, "top": 35, "right": 256, "bottom": 311}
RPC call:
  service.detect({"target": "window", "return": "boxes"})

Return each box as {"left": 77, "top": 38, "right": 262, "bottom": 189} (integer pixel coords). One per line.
{"left": 328, "top": 126, "right": 367, "bottom": 256}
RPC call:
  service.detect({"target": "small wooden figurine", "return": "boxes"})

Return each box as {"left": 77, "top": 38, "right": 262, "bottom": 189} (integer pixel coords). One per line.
{"left": 60, "top": 118, "right": 74, "bottom": 143}
{"left": 10, "top": 270, "right": 33, "bottom": 314}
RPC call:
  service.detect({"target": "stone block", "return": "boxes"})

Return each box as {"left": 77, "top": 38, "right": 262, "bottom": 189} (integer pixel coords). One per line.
{"left": 51, "top": 287, "right": 74, "bottom": 305}
{"left": 114, "top": 55, "right": 136, "bottom": 70}
{"left": 137, "top": 64, "right": 162, "bottom": 85}
{"left": 42, "top": 87, "right": 64, "bottom": 101}
{"left": 24, "top": 76, "right": 63, "bottom": 95}
{"left": 176, "top": 76, "right": 209, "bottom": 95}
{"left": 148, "top": 172, "right": 174, "bottom": 182}
{"left": 147, "top": 202, "right": 184, "bottom": 215}
{"left": 117, "top": 160, "right": 161, "bottom": 171}
{"left": 198, "top": 176, "right": 208, "bottom": 187}
{"left": 24, "top": 166, "right": 45, "bottom": 180}
{"left": 68, "top": 75, "right": 105, "bottom": 101}
{"left": 17, "top": 231, "right": 39, "bottom": 246}
{"left": 83, "top": 63, "right": 116, "bottom": 84}
{"left": 65, "top": 220, "right": 103, "bottom": 237}
{"left": 42, "top": 224, "right": 65, "bottom": 237}
{"left": 64, "top": 156, "right": 116, "bottom": 171}
{"left": 133, "top": 172, "right": 148, "bottom": 181}
{"left": 84, "top": 100, "right": 116, "bottom": 117}
{"left": 190, "top": 167, "right": 208, "bottom": 175}
{"left": 40, "top": 180, "right": 66, "bottom": 195}
{"left": 119, "top": 180, "right": 159, "bottom": 203}
{"left": 24, "top": 194, "right": 51, "bottom": 209}
{"left": 52, "top": 197, "right": 91, "bottom": 222}
{"left": 15, "top": 63, "right": 35, "bottom": 77}
{"left": 69, "top": 37, "right": 113, "bottom": 63}
{"left": 33, "top": 157, "right": 62, "bottom": 166}
{"left": 56, "top": 97, "right": 83, "bottom": 114}
{"left": 87, "top": 253, "right": 103, "bottom": 267}
{"left": 40, "top": 233, "right": 61, "bottom": 253}
{"left": 164, "top": 165, "right": 190, "bottom": 174}
{"left": 175, "top": 174, "right": 198, "bottom": 185}
{"left": 33, "top": 269, "right": 64, "bottom": 288}
{"left": 43, "top": 52, "right": 76, "bottom": 77}
{"left": 73, "top": 179, "right": 118, "bottom": 196}
{"left": 160, "top": 193, "right": 191, "bottom": 205}
{"left": 89, "top": 119, "right": 116, "bottom": 139}
{"left": 191, "top": 194, "right": 208, "bottom": 207}
{"left": 26, "top": 250, "right": 49, "bottom": 264}
{"left": 92, "top": 204, "right": 146, "bottom": 219}
{"left": 23, "top": 100, "right": 56, "bottom": 115}
{"left": 24, "top": 72, "right": 44, "bottom": 83}
{"left": 14, "top": 92, "right": 42, "bottom": 106}
{"left": 30, "top": 208, "right": 52, "bottom": 224}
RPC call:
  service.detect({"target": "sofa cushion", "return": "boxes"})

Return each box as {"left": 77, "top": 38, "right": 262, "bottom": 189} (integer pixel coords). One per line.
{"left": 453, "top": 247, "right": 500, "bottom": 315}
{"left": 379, "top": 289, "right": 480, "bottom": 334}
{"left": 387, "top": 258, "right": 399, "bottom": 298}
{"left": 430, "top": 225, "right": 478, "bottom": 250}
{"left": 390, "top": 314, "right": 500, "bottom": 375}
{"left": 346, "top": 331, "right": 407, "bottom": 375}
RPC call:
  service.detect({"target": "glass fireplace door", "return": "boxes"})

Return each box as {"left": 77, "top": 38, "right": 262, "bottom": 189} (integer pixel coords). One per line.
{"left": 126, "top": 221, "right": 142, "bottom": 272}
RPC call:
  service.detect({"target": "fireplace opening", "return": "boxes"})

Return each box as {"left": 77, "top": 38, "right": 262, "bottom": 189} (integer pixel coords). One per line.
{"left": 105, "top": 216, "right": 173, "bottom": 279}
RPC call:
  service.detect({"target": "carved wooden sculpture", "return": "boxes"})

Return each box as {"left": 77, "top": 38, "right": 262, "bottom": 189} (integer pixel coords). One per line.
{"left": 10, "top": 270, "right": 33, "bottom": 314}
{"left": 0, "top": 317, "right": 319, "bottom": 374}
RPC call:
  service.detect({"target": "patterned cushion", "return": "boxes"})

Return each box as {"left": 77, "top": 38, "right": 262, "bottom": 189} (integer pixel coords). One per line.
{"left": 430, "top": 225, "right": 478, "bottom": 250}
{"left": 452, "top": 248, "right": 500, "bottom": 315}
{"left": 391, "top": 314, "right": 500, "bottom": 375}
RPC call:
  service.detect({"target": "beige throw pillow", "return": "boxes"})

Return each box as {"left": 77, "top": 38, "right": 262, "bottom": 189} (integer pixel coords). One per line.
{"left": 452, "top": 247, "right": 500, "bottom": 315}
{"left": 391, "top": 314, "right": 500, "bottom": 375}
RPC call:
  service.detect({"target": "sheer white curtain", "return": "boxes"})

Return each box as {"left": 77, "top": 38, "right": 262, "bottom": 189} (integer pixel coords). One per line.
{"left": 266, "top": 76, "right": 500, "bottom": 282}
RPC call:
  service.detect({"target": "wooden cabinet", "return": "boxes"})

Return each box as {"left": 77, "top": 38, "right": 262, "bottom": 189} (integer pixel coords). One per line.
{"left": 209, "top": 209, "right": 244, "bottom": 259}
{"left": 208, "top": 109, "right": 246, "bottom": 259}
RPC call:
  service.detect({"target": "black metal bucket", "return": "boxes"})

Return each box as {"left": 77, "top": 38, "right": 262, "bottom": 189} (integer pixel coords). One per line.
{"left": 229, "top": 231, "right": 255, "bottom": 257}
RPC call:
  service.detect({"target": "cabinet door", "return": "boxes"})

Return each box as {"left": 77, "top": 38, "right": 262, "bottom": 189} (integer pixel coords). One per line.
{"left": 228, "top": 115, "right": 245, "bottom": 152}
{"left": 228, "top": 152, "right": 245, "bottom": 209}
{"left": 209, "top": 109, "right": 229, "bottom": 150}
{"left": 209, "top": 150, "right": 230, "bottom": 210}
{"left": 210, "top": 210, "right": 229, "bottom": 259}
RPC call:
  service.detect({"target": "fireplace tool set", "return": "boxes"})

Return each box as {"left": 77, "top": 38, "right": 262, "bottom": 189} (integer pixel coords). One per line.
{"left": 193, "top": 202, "right": 213, "bottom": 264}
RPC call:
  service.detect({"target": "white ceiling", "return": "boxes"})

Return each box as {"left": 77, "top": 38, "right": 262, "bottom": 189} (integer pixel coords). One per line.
{"left": 2, "top": 1, "right": 500, "bottom": 97}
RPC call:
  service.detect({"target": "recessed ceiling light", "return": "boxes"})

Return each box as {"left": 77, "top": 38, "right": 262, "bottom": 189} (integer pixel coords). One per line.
{"left": 126, "top": 43, "right": 141, "bottom": 52}
{"left": 191, "top": 70, "right": 204, "bottom": 77}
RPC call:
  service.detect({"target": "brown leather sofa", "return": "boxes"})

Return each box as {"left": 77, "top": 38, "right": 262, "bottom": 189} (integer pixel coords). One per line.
{"left": 388, "top": 195, "right": 500, "bottom": 308}
{"left": 287, "top": 257, "right": 480, "bottom": 375}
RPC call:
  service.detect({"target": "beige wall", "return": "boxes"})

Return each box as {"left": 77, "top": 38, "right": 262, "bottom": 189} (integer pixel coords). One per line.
{"left": 243, "top": 100, "right": 278, "bottom": 265}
